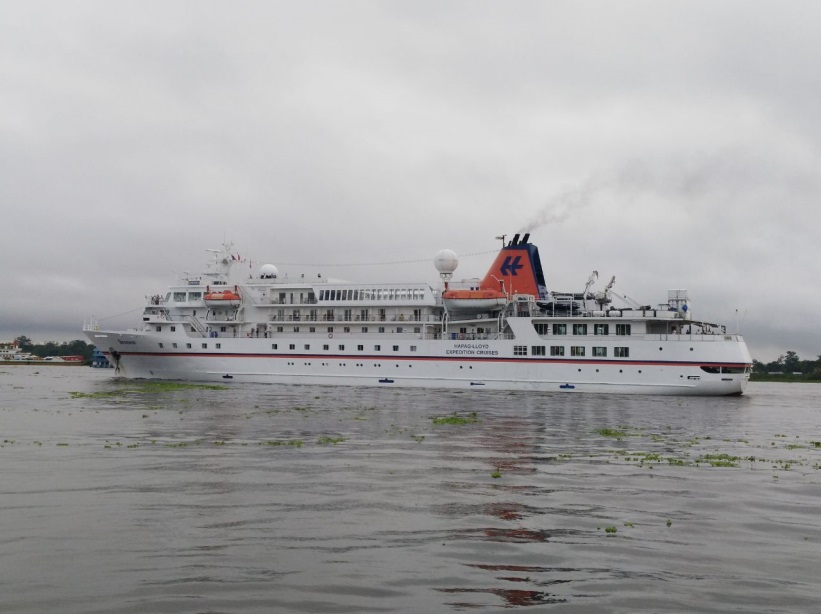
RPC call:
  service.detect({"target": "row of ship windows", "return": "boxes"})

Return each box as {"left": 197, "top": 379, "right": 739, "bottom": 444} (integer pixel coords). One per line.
{"left": 515, "top": 345, "right": 630, "bottom": 357}
{"left": 318, "top": 288, "right": 427, "bottom": 301}
{"left": 274, "top": 326, "right": 422, "bottom": 334}
{"left": 157, "top": 325, "right": 422, "bottom": 335}
{"left": 158, "top": 342, "right": 419, "bottom": 352}
{"left": 534, "top": 323, "right": 632, "bottom": 336}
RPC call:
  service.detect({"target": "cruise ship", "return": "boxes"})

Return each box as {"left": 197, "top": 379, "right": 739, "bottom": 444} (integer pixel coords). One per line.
{"left": 84, "top": 234, "right": 752, "bottom": 395}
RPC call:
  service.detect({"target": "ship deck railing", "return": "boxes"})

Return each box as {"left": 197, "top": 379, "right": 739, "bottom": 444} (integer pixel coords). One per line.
{"left": 266, "top": 314, "right": 438, "bottom": 323}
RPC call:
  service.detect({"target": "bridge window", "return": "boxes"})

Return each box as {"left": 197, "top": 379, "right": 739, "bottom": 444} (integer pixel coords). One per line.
{"left": 534, "top": 323, "right": 549, "bottom": 335}
{"left": 594, "top": 324, "right": 609, "bottom": 335}
{"left": 553, "top": 323, "right": 567, "bottom": 335}
{"left": 616, "top": 324, "right": 632, "bottom": 336}
{"left": 573, "top": 324, "right": 588, "bottom": 335}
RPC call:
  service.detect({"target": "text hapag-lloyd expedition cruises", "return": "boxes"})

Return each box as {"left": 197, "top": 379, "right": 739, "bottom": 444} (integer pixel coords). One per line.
{"left": 445, "top": 343, "right": 499, "bottom": 356}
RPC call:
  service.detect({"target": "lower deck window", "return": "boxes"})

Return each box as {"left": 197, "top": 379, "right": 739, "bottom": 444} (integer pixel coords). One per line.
{"left": 614, "top": 347, "right": 630, "bottom": 357}
{"left": 550, "top": 346, "right": 564, "bottom": 356}
{"left": 513, "top": 345, "right": 528, "bottom": 356}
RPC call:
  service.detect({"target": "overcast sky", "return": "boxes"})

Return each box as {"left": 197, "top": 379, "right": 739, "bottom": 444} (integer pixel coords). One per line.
{"left": 2, "top": 1, "right": 819, "bottom": 362}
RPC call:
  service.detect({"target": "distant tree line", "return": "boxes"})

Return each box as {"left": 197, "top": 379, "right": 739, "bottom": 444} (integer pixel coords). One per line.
{"left": 14, "top": 336, "right": 95, "bottom": 362}
{"left": 752, "top": 351, "right": 821, "bottom": 379}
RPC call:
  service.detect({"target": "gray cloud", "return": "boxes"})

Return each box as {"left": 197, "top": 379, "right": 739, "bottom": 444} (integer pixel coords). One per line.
{"left": 2, "top": 1, "right": 820, "bottom": 362}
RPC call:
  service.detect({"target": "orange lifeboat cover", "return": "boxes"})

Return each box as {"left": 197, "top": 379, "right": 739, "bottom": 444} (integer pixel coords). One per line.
{"left": 204, "top": 291, "right": 241, "bottom": 300}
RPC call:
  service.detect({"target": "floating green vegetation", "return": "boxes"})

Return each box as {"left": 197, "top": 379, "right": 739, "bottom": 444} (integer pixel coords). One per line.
{"left": 811, "top": 441, "right": 821, "bottom": 448}
{"left": 785, "top": 444, "right": 805, "bottom": 450}
{"left": 695, "top": 453, "right": 741, "bottom": 468}
{"left": 490, "top": 469, "right": 502, "bottom": 479}
{"left": 666, "top": 519, "right": 673, "bottom": 527}
{"left": 596, "top": 427, "right": 629, "bottom": 439}
{"left": 412, "top": 435, "right": 425, "bottom": 444}
{"left": 262, "top": 439, "right": 303, "bottom": 447}
{"left": 70, "top": 381, "right": 228, "bottom": 399}
{"left": 431, "top": 412, "right": 478, "bottom": 425}
{"left": 56, "top": 442, "right": 69, "bottom": 446}
{"left": 666, "top": 457, "right": 688, "bottom": 466}
{"left": 317, "top": 435, "right": 346, "bottom": 445}
{"left": 631, "top": 452, "right": 662, "bottom": 462}
{"left": 604, "top": 526, "right": 618, "bottom": 534}
{"left": 623, "top": 521, "right": 635, "bottom": 528}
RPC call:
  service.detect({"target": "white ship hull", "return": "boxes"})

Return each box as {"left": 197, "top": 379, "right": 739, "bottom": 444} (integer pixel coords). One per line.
{"left": 87, "top": 327, "right": 751, "bottom": 396}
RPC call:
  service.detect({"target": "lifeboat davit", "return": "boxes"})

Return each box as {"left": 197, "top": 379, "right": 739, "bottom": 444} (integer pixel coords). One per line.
{"left": 443, "top": 289, "right": 507, "bottom": 312}
{"left": 204, "top": 290, "right": 241, "bottom": 308}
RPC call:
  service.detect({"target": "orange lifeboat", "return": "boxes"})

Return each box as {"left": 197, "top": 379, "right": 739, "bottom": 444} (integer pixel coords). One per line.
{"left": 204, "top": 290, "right": 241, "bottom": 308}
{"left": 442, "top": 288, "right": 507, "bottom": 312}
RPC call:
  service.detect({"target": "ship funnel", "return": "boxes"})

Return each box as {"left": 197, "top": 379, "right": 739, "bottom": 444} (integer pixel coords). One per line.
{"left": 521, "top": 233, "right": 530, "bottom": 244}
{"left": 479, "top": 235, "right": 548, "bottom": 300}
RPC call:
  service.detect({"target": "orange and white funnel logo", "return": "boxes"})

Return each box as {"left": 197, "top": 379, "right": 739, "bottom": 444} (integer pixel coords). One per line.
{"left": 479, "top": 233, "right": 547, "bottom": 299}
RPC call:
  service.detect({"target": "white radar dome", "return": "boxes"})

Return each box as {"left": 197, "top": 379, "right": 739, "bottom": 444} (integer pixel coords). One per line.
{"left": 259, "top": 264, "right": 279, "bottom": 278}
{"left": 434, "top": 249, "right": 459, "bottom": 275}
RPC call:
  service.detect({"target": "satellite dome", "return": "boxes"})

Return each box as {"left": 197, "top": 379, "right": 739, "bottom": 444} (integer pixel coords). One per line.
{"left": 434, "top": 249, "right": 459, "bottom": 275}
{"left": 259, "top": 264, "right": 279, "bottom": 278}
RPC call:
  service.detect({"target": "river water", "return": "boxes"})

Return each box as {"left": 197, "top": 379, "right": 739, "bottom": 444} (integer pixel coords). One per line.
{"left": 1, "top": 366, "right": 819, "bottom": 613}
